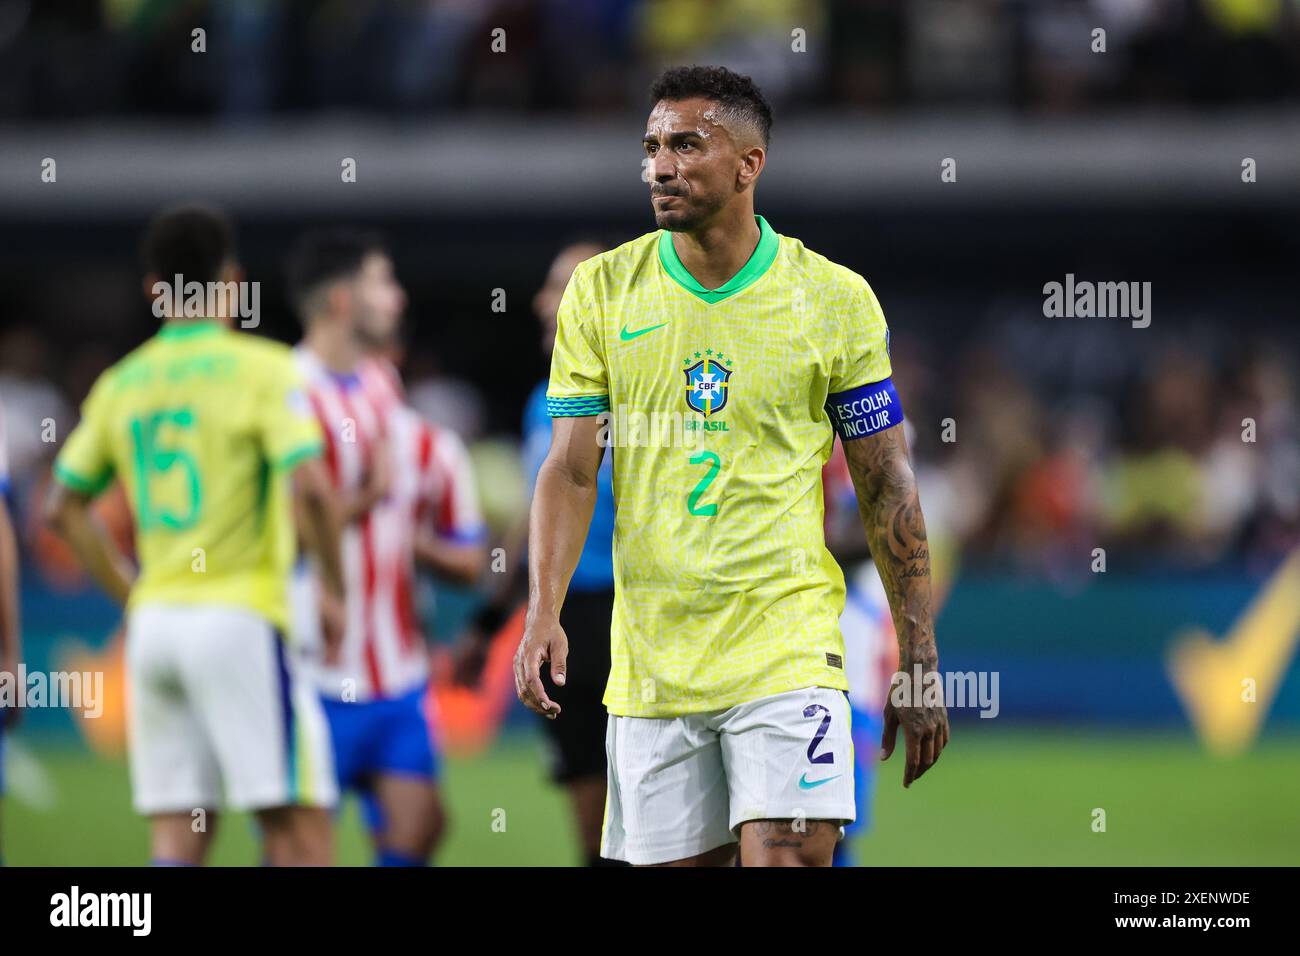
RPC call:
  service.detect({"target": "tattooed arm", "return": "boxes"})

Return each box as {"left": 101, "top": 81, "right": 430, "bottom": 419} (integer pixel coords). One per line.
{"left": 841, "top": 423, "right": 949, "bottom": 787}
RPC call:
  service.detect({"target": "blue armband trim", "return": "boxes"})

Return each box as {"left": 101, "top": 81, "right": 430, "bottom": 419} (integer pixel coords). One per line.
{"left": 547, "top": 394, "right": 610, "bottom": 417}
{"left": 826, "top": 378, "right": 904, "bottom": 440}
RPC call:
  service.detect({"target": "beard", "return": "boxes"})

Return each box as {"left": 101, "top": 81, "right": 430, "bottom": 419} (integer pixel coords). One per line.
{"left": 654, "top": 207, "right": 695, "bottom": 231}
{"left": 652, "top": 186, "right": 726, "bottom": 232}
{"left": 353, "top": 319, "right": 397, "bottom": 352}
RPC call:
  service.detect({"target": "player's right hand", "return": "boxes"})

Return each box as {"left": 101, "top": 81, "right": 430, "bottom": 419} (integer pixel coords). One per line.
{"left": 514, "top": 613, "right": 568, "bottom": 719}
{"left": 320, "top": 588, "right": 346, "bottom": 667}
{"left": 363, "top": 438, "right": 392, "bottom": 508}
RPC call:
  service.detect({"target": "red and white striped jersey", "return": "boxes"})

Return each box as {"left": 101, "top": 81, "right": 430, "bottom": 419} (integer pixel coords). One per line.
{"left": 359, "top": 354, "right": 405, "bottom": 408}
{"left": 292, "top": 346, "right": 484, "bottom": 700}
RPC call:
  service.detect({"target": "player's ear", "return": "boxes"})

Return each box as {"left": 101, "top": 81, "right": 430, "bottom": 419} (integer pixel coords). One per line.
{"left": 737, "top": 145, "right": 765, "bottom": 190}
{"left": 324, "top": 280, "right": 352, "bottom": 319}
{"left": 219, "top": 259, "right": 244, "bottom": 285}
{"left": 143, "top": 273, "right": 162, "bottom": 304}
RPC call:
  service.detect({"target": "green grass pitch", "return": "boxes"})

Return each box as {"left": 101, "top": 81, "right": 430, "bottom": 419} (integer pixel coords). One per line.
{"left": 5, "top": 728, "right": 1298, "bottom": 866}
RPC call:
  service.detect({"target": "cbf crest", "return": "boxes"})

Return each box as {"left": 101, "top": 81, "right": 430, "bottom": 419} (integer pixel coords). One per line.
{"left": 682, "top": 349, "right": 733, "bottom": 417}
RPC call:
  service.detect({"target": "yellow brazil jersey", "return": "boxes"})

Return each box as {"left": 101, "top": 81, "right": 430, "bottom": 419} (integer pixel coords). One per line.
{"left": 54, "top": 320, "right": 323, "bottom": 633}
{"left": 548, "top": 215, "right": 899, "bottom": 717}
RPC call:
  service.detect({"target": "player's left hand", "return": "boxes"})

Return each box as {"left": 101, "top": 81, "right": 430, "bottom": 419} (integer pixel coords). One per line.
{"left": 881, "top": 653, "right": 949, "bottom": 787}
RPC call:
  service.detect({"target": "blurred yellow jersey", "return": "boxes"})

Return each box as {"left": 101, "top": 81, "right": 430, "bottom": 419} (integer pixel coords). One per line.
{"left": 548, "top": 215, "right": 898, "bottom": 717}
{"left": 54, "top": 320, "right": 322, "bottom": 633}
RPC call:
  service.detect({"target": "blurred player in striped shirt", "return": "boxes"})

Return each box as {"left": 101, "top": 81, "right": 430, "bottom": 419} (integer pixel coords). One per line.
{"left": 285, "top": 230, "right": 487, "bottom": 866}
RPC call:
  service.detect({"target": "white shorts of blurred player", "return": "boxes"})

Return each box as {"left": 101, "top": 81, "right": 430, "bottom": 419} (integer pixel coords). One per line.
{"left": 287, "top": 564, "right": 324, "bottom": 683}
{"left": 125, "top": 604, "right": 338, "bottom": 815}
{"left": 601, "top": 686, "right": 855, "bottom": 865}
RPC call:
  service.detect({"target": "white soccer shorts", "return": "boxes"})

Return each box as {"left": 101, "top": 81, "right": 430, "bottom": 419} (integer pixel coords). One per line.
{"left": 126, "top": 604, "right": 337, "bottom": 815}
{"left": 601, "top": 685, "right": 856, "bottom": 865}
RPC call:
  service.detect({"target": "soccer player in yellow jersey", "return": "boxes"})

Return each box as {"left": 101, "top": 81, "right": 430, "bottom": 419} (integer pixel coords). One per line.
{"left": 515, "top": 67, "right": 949, "bottom": 866}
{"left": 45, "top": 205, "right": 346, "bottom": 866}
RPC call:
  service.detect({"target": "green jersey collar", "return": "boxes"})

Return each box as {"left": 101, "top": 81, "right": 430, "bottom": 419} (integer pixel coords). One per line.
{"left": 658, "top": 215, "right": 779, "bottom": 303}
{"left": 158, "top": 319, "right": 226, "bottom": 340}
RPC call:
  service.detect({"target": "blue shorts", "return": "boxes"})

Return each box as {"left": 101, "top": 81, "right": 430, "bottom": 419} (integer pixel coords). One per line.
{"left": 320, "top": 684, "right": 441, "bottom": 797}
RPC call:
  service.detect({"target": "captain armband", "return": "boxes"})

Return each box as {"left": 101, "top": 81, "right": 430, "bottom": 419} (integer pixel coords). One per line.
{"left": 826, "top": 378, "right": 904, "bottom": 441}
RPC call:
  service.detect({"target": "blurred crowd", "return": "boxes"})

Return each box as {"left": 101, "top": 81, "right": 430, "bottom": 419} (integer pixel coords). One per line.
{"left": 2, "top": 0, "right": 1299, "bottom": 119}
{"left": 892, "top": 319, "right": 1300, "bottom": 577}
{"left": 2, "top": 310, "right": 1295, "bottom": 592}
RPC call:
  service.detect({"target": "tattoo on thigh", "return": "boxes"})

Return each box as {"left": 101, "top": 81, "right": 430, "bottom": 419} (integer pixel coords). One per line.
{"left": 752, "top": 819, "right": 827, "bottom": 848}
{"left": 763, "top": 837, "right": 803, "bottom": 849}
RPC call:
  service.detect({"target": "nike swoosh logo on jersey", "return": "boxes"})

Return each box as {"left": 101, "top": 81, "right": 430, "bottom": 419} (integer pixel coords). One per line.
{"left": 620, "top": 322, "right": 667, "bottom": 341}
{"left": 798, "top": 772, "right": 842, "bottom": 790}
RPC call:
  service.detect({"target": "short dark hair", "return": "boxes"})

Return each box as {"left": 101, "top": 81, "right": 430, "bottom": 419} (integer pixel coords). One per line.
{"left": 649, "top": 65, "right": 772, "bottom": 147}
{"left": 141, "top": 203, "right": 235, "bottom": 286}
{"left": 284, "top": 228, "right": 388, "bottom": 318}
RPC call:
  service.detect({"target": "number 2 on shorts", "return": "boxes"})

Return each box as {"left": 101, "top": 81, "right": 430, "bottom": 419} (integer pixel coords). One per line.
{"left": 803, "top": 703, "right": 834, "bottom": 765}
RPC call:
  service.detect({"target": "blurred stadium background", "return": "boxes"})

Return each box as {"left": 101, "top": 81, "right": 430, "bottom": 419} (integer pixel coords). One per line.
{"left": 2, "top": 0, "right": 1299, "bottom": 865}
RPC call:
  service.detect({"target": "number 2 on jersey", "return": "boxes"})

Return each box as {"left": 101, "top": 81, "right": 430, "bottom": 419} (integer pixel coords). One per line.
{"left": 686, "top": 450, "right": 720, "bottom": 516}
